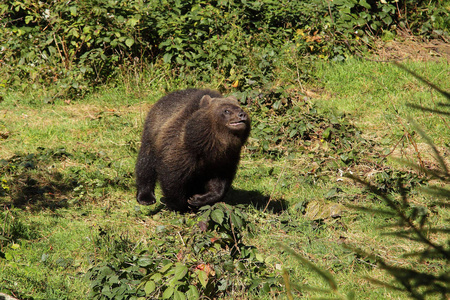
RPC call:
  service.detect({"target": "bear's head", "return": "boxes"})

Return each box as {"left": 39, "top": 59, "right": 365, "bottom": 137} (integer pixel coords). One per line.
{"left": 199, "top": 95, "right": 251, "bottom": 141}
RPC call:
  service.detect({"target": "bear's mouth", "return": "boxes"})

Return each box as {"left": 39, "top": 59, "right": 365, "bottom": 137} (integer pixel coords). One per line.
{"left": 228, "top": 120, "right": 246, "bottom": 127}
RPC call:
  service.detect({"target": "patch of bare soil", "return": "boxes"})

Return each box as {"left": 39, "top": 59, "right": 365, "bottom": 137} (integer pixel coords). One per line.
{"left": 390, "top": 142, "right": 450, "bottom": 171}
{"left": 374, "top": 35, "right": 450, "bottom": 62}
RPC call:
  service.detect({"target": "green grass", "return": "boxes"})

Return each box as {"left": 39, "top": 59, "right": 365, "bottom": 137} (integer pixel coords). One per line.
{"left": 314, "top": 58, "right": 450, "bottom": 146}
{"left": 1, "top": 58, "right": 449, "bottom": 299}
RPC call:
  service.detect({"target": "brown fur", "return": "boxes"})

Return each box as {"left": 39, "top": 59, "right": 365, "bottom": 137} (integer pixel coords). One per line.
{"left": 135, "top": 89, "right": 250, "bottom": 211}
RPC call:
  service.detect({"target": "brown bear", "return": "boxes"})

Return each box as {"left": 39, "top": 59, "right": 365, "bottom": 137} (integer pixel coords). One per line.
{"left": 135, "top": 89, "right": 251, "bottom": 211}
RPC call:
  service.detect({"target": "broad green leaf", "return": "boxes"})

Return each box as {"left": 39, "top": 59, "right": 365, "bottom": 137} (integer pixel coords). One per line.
{"left": 137, "top": 256, "right": 153, "bottom": 267}
{"left": 273, "top": 100, "right": 281, "bottom": 110}
{"left": 144, "top": 281, "right": 156, "bottom": 295}
{"left": 236, "top": 261, "right": 246, "bottom": 271}
{"left": 175, "top": 56, "right": 184, "bottom": 65}
{"left": 186, "top": 285, "right": 199, "bottom": 299}
{"left": 128, "top": 17, "right": 140, "bottom": 27}
{"left": 125, "top": 38, "right": 134, "bottom": 48}
{"left": 83, "top": 26, "right": 91, "bottom": 34}
{"left": 289, "top": 129, "right": 298, "bottom": 138}
{"left": 69, "top": 6, "right": 77, "bottom": 16}
{"left": 150, "top": 273, "right": 162, "bottom": 282}
{"left": 159, "top": 262, "right": 173, "bottom": 274}
{"left": 173, "top": 263, "right": 188, "bottom": 280}
{"left": 25, "top": 16, "right": 34, "bottom": 24}
{"left": 197, "top": 270, "right": 208, "bottom": 288}
{"left": 163, "top": 53, "right": 172, "bottom": 63}
{"left": 108, "top": 275, "right": 119, "bottom": 284}
{"left": 210, "top": 209, "right": 224, "bottom": 224}
{"left": 322, "top": 127, "right": 332, "bottom": 139}
{"left": 262, "top": 282, "right": 270, "bottom": 293}
{"left": 359, "top": 0, "right": 371, "bottom": 9}
{"left": 230, "top": 213, "right": 243, "bottom": 229}
{"left": 173, "top": 290, "right": 186, "bottom": 300}
{"left": 162, "top": 286, "right": 174, "bottom": 299}
{"left": 255, "top": 252, "right": 264, "bottom": 262}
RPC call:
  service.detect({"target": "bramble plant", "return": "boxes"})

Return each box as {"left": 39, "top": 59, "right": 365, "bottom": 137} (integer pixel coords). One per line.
{"left": 1, "top": 0, "right": 448, "bottom": 98}
{"left": 87, "top": 204, "right": 279, "bottom": 299}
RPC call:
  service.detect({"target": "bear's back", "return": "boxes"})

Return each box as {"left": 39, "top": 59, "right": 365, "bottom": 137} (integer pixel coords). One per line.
{"left": 146, "top": 89, "right": 223, "bottom": 150}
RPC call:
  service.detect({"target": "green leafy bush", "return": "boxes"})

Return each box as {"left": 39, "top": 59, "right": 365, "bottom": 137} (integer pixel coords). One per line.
{"left": 245, "top": 91, "right": 371, "bottom": 166}
{"left": 341, "top": 1, "right": 448, "bottom": 32}
{"left": 2, "top": 0, "right": 448, "bottom": 98}
{"left": 87, "top": 204, "right": 279, "bottom": 299}
{"left": 0, "top": 0, "right": 158, "bottom": 97}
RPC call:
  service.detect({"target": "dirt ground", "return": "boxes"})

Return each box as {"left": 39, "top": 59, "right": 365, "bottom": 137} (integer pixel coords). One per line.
{"left": 374, "top": 35, "right": 450, "bottom": 62}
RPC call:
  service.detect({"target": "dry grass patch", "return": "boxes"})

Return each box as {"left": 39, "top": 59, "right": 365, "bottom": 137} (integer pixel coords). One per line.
{"left": 375, "top": 36, "right": 450, "bottom": 63}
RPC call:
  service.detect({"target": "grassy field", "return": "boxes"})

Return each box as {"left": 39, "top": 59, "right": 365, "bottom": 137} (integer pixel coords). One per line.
{"left": 1, "top": 55, "right": 449, "bottom": 299}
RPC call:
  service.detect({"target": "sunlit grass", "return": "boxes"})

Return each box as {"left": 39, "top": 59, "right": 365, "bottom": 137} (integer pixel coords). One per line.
{"left": 1, "top": 58, "right": 448, "bottom": 299}
{"left": 314, "top": 58, "right": 450, "bottom": 146}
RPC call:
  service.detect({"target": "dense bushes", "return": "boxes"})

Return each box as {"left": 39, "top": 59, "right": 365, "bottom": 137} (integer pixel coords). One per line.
{"left": 1, "top": 0, "right": 448, "bottom": 97}
{"left": 1, "top": 0, "right": 158, "bottom": 96}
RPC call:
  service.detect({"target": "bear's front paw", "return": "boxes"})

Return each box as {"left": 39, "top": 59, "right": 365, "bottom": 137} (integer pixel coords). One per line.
{"left": 187, "top": 194, "right": 203, "bottom": 207}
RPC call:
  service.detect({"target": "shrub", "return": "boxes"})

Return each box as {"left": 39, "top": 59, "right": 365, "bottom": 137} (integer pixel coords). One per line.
{"left": 1, "top": 0, "right": 448, "bottom": 98}
{"left": 87, "top": 204, "right": 279, "bottom": 299}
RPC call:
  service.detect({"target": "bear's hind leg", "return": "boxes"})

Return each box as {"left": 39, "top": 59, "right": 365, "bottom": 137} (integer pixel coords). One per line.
{"left": 135, "top": 155, "right": 157, "bottom": 205}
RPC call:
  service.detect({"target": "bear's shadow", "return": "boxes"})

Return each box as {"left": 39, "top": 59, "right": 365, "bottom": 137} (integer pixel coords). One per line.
{"left": 225, "top": 188, "right": 288, "bottom": 213}
{"left": 145, "top": 188, "right": 288, "bottom": 215}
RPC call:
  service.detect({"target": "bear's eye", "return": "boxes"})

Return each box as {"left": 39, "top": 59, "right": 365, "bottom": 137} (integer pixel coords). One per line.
{"left": 224, "top": 109, "right": 231, "bottom": 114}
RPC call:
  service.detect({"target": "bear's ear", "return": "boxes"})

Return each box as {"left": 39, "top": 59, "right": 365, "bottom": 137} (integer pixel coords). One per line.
{"left": 200, "top": 95, "right": 213, "bottom": 107}
{"left": 227, "top": 95, "right": 238, "bottom": 102}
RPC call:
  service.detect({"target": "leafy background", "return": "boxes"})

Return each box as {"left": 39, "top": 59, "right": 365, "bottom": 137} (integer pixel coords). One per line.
{"left": 2, "top": 0, "right": 449, "bottom": 96}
